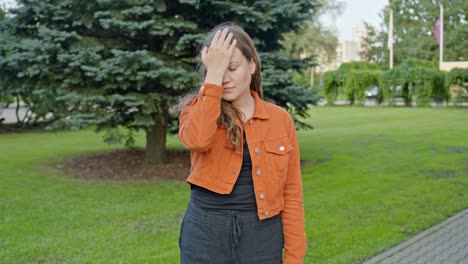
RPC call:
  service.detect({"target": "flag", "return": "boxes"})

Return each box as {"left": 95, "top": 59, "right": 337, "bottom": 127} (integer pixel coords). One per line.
{"left": 433, "top": 17, "right": 441, "bottom": 45}
{"left": 387, "top": 9, "right": 393, "bottom": 50}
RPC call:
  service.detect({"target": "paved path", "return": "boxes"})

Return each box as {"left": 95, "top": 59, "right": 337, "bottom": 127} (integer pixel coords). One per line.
{"left": 363, "top": 208, "right": 468, "bottom": 264}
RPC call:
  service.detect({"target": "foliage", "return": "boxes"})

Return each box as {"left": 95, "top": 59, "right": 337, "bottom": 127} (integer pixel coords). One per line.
{"left": 446, "top": 68, "right": 468, "bottom": 88}
{"left": 280, "top": 0, "right": 343, "bottom": 63}
{"left": 344, "top": 70, "right": 383, "bottom": 104}
{"left": 0, "top": 0, "right": 320, "bottom": 164}
{"left": 364, "top": 0, "right": 468, "bottom": 68}
{"left": 380, "top": 59, "right": 449, "bottom": 106}
{"left": 281, "top": 0, "right": 343, "bottom": 91}
{"left": 322, "top": 70, "right": 339, "bottom": 103}
{"left": 292, "top": 68, "right": 311, "bottom": 86}
{"left": 0, "top": 6, "right": 5, "bottom": 21}
{"left": 446, "top": 67, "right": 468, "bottom": 103}
{"left": 260, "top": 51, "right": 319, "bottom": 127}
{"left": 322, "top": 61, "right": 382, "bottom": 105}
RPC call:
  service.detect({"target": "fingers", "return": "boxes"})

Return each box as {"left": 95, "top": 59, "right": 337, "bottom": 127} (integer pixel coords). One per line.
{"left": 228, "top": 38, "right": 237, "bottom": 55}
{"left": 224, "top": 32, "right": 234, "bottom": 48}
{"left": 210, "top": 28, "right": 234, "bottom": 48}
{"left": 216, "top": 28, "right": 229, "bottom": 46}
{"left": 210, "top": 30, "right": 222, "bottom": 49}
{"left": 202, "top": 28, "right": 237, "bottom": 71}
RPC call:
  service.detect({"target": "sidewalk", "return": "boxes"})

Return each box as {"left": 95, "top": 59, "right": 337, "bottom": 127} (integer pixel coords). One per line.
{"left": 363, "top": 208, "right": 468, "bottom": 264}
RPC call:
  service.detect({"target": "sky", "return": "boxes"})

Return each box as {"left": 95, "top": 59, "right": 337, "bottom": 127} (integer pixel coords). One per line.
{"left": 0, "top": 0, "right": 14, "bottom": 9}
{"left": 322, "top": 0, "right": 389, "bottom": 40}
{"left": 1, "top": 0, "right": 389, "bottom": 41}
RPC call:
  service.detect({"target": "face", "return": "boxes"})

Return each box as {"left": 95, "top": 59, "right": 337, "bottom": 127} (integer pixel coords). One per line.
{"left": 221, "top": 47, "right": 256, "bottom": 104}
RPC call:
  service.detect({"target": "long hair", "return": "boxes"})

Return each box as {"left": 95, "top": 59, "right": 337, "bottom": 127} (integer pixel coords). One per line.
{"left": 173, "top": 22, "right": 262, "bottom": 152}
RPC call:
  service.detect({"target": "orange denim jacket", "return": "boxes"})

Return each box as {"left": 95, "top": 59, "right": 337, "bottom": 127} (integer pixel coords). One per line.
{"left": 178, "top": 83, "right": 307, "bottom": 264}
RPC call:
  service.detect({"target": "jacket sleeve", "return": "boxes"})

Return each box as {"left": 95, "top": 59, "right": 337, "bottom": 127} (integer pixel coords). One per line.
{"left": 281, "top": 115, "right": 307, "bottom": 264}
{"left": 178, "top": 83, "right": 224, "bottom": 152}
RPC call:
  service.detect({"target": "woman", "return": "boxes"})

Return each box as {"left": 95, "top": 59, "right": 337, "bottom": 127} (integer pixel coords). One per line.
{"left": 175, "top": 22, "right": 306, "bottom": 264}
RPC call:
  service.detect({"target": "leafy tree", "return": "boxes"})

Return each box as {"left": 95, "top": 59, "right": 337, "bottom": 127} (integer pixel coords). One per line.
{"left": 323, "top": 62, "right": 382, "bottom": 105}
{"left": 280, "top": 0, "right": 343, "bottom": 86}
{"left": 361, "top": 22, "right": 388, "bottom": 69}
{"left": 447, "top": 68, "right": 468, "bottom": 88}
{"left": 364, "top": 0, "right": 468, "bottom": 68}
{"left": 446, "top": 68, "right": 468, "bottom": 103}
{"left": 0, "top": 0, "right": 319, "bottom": 164}
{"left": 322, "top": 70, "right": 339, "bottom": 103}
{"left": 280, "top": 0, "right": 343, "bottom": 62}
{"left": 380, "top": 59, "right": 449, "bottom": 106}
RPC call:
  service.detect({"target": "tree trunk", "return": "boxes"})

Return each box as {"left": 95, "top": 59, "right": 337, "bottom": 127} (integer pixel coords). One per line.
{"left": 145, "top": 122, "right": 167, "bottom": 165}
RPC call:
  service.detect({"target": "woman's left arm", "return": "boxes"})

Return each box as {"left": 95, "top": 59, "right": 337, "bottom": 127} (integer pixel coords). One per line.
{"left": 281, "top": 115, "right": 307, "bottom": 264}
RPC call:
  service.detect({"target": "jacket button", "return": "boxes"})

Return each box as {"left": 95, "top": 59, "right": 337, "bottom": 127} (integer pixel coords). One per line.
{"left": 259, "top": 193, "right": 265, "bottom": 199}
{"left": 256, "top": 170, "right": 262, "bottom": 176}
{"left": 255, "top": 147, "right": 260, "bottom": 154}
{"left": 264, "top": 211, "right": 269, "bottom": 216}
{"left": 249, "top": 120, "right": 254, "bottom": 125}
{"left": 279, "top": 145, "right": 285, "bottom": 151}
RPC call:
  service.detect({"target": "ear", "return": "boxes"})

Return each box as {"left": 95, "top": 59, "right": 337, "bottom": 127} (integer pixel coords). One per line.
{"left": 249, "top": 58, "right": 256, "bottom": 75}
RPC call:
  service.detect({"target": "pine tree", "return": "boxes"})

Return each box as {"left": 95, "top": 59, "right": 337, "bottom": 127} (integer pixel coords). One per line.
{"left": 0, "top": 0, "right": 319, "bottom": 164}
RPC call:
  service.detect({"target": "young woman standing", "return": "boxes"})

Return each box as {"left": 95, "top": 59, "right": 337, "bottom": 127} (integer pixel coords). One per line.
{"left": 176, "top": 22, "right": 306, "bottom": 264}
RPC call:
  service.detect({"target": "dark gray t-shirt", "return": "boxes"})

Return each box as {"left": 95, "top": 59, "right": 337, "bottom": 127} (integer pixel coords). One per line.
{"left": 190, "top": 133, "right": 257, "bottom": 211}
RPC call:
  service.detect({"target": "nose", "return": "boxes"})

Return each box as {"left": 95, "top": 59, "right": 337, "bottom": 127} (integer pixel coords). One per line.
{"left": 222, "top": 70, "right": 232, "bottom": 84}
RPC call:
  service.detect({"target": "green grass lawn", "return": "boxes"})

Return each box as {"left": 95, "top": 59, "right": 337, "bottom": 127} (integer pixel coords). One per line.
{"left": 1, "top": 107, "right": 467, "bottom": 264}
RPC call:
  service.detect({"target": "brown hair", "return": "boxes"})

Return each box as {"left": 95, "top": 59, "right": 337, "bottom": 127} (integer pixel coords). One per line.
{"left": 173, "top": 22, "right": 262, "bottom": 152}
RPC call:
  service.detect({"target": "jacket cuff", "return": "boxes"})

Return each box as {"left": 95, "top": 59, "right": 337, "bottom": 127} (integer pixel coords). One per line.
{"left": 200, "top": 83, "right": 223, "bottom": 99}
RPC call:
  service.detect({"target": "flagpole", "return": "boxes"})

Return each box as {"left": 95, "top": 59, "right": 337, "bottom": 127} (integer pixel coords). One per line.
{"left": 389, "top": 9, "right": 393, "bottom": 69}
{"left": 439, "top": 4, "right": 443, "bottom": 66}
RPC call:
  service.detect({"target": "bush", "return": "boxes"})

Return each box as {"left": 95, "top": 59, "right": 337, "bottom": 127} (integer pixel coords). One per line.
{"left": 380, "top": 59, "right": 449, "bottom": 106}
{"left": 323, "top": 70, "right": 339, "bottom": 103}
{"left": 344, "top": 70, "right": 383, "bottom": 105}
{"left": 447, "top": 68, "right": 468, "bottom": 88}
{"left": 446, "top": 68, "right": 468, "bottom": 103}
{"left": 323, "top": 62, "right": 382, "bottom": 105}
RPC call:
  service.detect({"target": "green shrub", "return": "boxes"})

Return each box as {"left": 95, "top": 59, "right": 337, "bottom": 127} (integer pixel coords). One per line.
{"left": 446, "top": 68, "right": 468, "bottom": 103}
{"left": 380, "top": 59, "right": 449, "bottom": 106}
{"left": 447, "top": 68, "right": 468, "bottom": 88}
{"left": 323, "top": 70, "right": 339, "bottom": 103}
{"left": 322, "top": 62, "right": 382, "bottom": 105}
{"left": 344, "top": 70, "right": 383, "bottom": 105}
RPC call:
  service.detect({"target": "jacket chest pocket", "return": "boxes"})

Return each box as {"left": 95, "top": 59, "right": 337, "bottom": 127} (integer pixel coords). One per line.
{"left": 263, "top": 138, "right": 293, "bottom": 174}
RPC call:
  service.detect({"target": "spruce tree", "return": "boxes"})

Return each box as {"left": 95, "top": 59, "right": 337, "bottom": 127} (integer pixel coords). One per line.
{"left": 0, "top": 0, "right": 318, "bottom": 164}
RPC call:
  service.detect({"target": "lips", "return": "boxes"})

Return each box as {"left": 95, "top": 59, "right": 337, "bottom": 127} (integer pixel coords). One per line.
{"left": 223, "top": 87, "right": 234, "bottom": 92}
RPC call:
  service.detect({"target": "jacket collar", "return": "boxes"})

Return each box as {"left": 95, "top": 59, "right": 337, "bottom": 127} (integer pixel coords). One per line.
{"left": 250, "top": 90, "right": 270, "bottom": 120}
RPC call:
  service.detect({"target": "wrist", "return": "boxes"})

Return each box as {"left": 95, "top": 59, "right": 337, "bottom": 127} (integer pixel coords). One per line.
{"left": 204, "top": 70, "right": 224, "bottom": 86}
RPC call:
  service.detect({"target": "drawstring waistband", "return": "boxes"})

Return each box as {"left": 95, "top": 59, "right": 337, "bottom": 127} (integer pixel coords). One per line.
{"left": 231, "top": 212, "right": 242, "bottom": 260}
{"left": 232, "top": 213, "right": 242, "bottom": 246}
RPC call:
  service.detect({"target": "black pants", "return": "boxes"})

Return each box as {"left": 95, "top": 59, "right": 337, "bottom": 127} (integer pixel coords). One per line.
{"left": 179, "top": 200, "right": 284, "bottom": 264}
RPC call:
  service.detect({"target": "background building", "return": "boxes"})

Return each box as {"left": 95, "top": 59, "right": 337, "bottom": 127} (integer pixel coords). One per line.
{"left": 314, "top": 23, "right": 368, "bottom": 84}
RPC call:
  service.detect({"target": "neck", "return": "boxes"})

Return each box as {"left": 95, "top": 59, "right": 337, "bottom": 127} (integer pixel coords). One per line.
{"left": 232, "top": 91, "right": 255, "bottom": 122}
